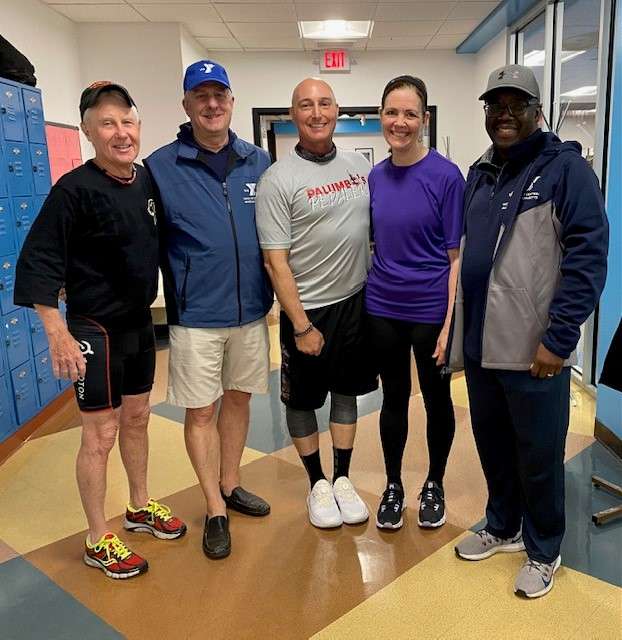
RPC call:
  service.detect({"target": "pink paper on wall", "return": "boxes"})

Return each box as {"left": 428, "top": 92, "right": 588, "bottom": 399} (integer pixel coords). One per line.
{"left": 44, "top": 123, "right": 82, "bottom": 185}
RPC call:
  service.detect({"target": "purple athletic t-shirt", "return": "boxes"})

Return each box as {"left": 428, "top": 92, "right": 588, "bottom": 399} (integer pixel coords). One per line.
{"left": 365, "top": 149, "right": 465, "bottom": 323}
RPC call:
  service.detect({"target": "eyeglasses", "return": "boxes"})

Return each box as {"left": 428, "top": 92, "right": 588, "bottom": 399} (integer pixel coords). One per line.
{"left": 483, "top": 100, "right": 540, "bottom": 117}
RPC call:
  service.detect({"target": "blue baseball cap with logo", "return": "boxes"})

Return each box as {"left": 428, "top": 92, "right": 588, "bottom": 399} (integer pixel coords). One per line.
{"left": 183, "top": 60, "right": 231, "bottom": 93}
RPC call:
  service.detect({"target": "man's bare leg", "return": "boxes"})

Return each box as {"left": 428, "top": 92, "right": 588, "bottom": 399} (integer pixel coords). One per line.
{"left": 118, "top": 391, "right": 150, "bottom": 509}
{"left": 185, "top": 404, "right": 226, "bottom": 516}
{"left": 76, "top": 408, "right": 120, "bottom": 542}
{"left": 218, "top": 390, "right": 251, "bottom": 494}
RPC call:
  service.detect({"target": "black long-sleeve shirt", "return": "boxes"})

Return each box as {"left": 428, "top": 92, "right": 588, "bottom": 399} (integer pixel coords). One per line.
{"left": 14, "top": 161, "right": 159, "bottom": 330}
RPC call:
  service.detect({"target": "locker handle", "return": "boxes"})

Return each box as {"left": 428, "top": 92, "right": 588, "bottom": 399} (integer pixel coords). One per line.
{"left": 0, "top": 107, "right": 5, "bottom": 114}
{"left": 37, "top": 377, "right": 43, "bottom": 384}
{"left": 0, "top": 283, "right": 4, "bottom": 290}
{"left": 32, "top": 166, "right": 38, "bottom": 173}
{"left": 15, "top": 393, "right": 22, "bottom": 400}
{"left": 7, "top": 165, "right": 14, "bottom": 172}
{"left": 15, "top": 220, "right": 21, "bottom": 227}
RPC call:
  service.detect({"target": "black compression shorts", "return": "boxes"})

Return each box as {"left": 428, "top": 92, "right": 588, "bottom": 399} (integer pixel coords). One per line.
{"left": 279, "top": 289, "right": 378, "bottom": 411}
{"left": 66, "top": 316, "right": 156, "bottom": 412}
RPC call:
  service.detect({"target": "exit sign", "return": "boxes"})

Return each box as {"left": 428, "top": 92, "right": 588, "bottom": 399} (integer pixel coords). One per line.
{"left": 320, "top": 49, "right": 350, "bottom": 73}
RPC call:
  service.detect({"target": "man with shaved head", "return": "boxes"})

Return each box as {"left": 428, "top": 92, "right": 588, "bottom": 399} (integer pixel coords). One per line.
{"left": 256, "top": 78, "right": 377, "bottom": 528}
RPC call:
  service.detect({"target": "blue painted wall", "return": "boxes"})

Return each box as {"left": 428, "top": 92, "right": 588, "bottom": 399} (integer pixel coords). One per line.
{"left": 274, "top": 118, "right": 381, "bottom": 135}
{"left": 596, "top": 2, "right": 622, "bottom": 437}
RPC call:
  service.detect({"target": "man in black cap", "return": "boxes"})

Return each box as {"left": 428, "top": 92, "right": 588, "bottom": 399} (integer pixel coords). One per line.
{"left": 15, "top": 81, "right": 186, "bottom": 580}
{"left": 448, "top": 65, "right": 608, "bottom": 597}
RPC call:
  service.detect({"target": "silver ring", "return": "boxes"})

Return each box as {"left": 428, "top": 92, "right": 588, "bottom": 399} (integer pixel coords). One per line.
{"left": 546, "top": 373, "right": 554, "bottom": 377}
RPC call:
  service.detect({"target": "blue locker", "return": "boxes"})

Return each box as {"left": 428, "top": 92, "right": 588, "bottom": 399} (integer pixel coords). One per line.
{"left": 33, "top": 194, "right": 47, "bottom": 217}
{"left": 30, "top": 144, "right": 51, "bottom": 195}
{"left": 0, "top": 145, "right": 7, "bottom": 197}
{"left": 0, "top": 374, "right": 16, "bottom": 438}
{"left": 12, "top": 196, "right": 34, "bottom": 250}
{"left": 11, "top": 361, "right": 38, "bottom": 423}
{"left": 0, "top": 82, "right": 26, "bottom": 142}
{"left": 0, "top": 254, "right": 17, "bottom": 316}
{"left": 27, "top": 308, "right": 48, "bottom": 355}
{"left": 34, "top": 350, "right": 57, "bottom": 407}
{"left": 2, "top": 308, "right": 31, "bottom": 369}
{"left": 0, "top": 199, "right": 16, "bottom": 256}
{"left": 4, "top": 143, "right": 33, "bottom": 196}
{"left": 22, "top": 88, "right": 46, "bottom": 144}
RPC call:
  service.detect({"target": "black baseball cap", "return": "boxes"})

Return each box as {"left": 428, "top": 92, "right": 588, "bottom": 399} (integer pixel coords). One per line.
{"left": 79, "top": 81, "right": 136, "bottom": 120}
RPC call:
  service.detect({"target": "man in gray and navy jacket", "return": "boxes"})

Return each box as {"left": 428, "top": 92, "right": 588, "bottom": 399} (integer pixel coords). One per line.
{"left": 145, "top": 60, "right": 273, "bottom": 560}
{"left": 449, "top": 65, "right": 608, "bottom": 598}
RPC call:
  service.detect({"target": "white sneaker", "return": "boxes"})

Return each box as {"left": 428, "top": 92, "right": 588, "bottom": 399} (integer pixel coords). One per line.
{"left": 307, "top": 479, "right": 342, "bottom": 528}
{"left": 332, "top": 476, "right": 369, "bottom": 525}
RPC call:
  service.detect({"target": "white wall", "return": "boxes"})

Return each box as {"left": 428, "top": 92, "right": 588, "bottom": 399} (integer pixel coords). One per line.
{"left": 2, "top": 0, "right": 85, "bottom": 152}
{"left": 472, "top": 29, "right": 509, "bottom": 158}
{"left": 211, "top": 50, "right": 482, "bottom": 175}
{"left": 77, "top": 22, "right": 189, "bottom": 160}
{"left": 180, "top": 27, "right": 207, "bottom": 75}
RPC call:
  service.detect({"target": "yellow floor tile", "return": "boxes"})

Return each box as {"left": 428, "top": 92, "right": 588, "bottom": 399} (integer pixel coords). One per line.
{"left": 569, "top": 383, "right": 597, "bottom": 437}
{"left": 269, "top": 322, "right": 281, "bottom": 368}
{"left": 450, "top": 373, "right": 469, "bottom": 408}
{"left": 312, "top": 533, "right": 622, "bottom": 640}
{"left": 0, "top": 414, "right": 264, "bottom": 554}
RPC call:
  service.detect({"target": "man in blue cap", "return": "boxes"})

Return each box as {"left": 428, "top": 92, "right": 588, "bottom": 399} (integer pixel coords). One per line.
{"left": 145, "top": 61, "right": 273, "bottom": 559}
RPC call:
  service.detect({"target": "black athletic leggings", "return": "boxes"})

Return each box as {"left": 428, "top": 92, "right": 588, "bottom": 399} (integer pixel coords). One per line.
{"left": 367, "top": 314, "right": 455, "bottom": 486}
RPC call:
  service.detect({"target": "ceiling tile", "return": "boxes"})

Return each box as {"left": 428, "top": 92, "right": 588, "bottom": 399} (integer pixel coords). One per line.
{"left": 372, "top": 21, "right": 441, "bottom": 37}
{"left": 187, "top": 23, "right": 231, "bottom": 37}
{"left": 49, "top": 4, "right": 146, "bottom": 21}
{"left": 196, "top": 37, "right": 243, "bottom": 50}
{"left": 133, "top": 4, "right": 221, "bottom": 22}
{"left": 295, "top": 3, "right": 375, "bottom": 21}
{"left": 228, "top": 22, "right": 299, "bottom": 38}
{"left": 244, "top": 39, "right": 303, "bottom": 49}
{"left": 216, "top": 3, "right": 296, "bottom": 22}
{"left": 437, "top": 19, "right": 480, "bottom": 35}
{"left": 447, "top": 2, "right": 499, "bottom": 21}
{"left": 367, "top": 35, "right": 432, "bottom": 49}
{"left": 374, "top": 3, "right": 455, "bottom": 22}
{"left": 42, "top": 0, "right": 123, "bottom": 3}
{"left": 425, "top": 34, "right": 466, "bottom": 49}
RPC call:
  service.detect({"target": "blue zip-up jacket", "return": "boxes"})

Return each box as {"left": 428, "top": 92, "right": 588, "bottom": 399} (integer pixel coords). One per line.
{"left": 447, "top": 130, "right": 609, "bottom": 371}
{"left": 144, "top": 124, "right": 273, "bottom": 328}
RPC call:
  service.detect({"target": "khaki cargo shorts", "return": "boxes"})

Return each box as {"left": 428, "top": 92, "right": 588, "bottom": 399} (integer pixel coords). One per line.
{"left": 167, "top": 317, "right": 270, "bottom": 408}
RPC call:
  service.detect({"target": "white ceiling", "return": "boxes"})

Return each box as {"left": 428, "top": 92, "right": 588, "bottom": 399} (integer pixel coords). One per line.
{"left": 42, "top": 0, "right": 503, "bottom": 51}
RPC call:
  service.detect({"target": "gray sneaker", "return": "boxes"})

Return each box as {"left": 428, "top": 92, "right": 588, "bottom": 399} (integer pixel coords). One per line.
{"left": 514, "top": 556, "right": 561, "bottom": 598}
{"left": 455, "top": 528, "right": 525, "bottom": 560}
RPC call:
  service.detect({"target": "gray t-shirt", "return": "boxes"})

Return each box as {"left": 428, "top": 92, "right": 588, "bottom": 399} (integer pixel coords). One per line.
{"left": 256, "top": 149, "right": 371, "bottom": 309}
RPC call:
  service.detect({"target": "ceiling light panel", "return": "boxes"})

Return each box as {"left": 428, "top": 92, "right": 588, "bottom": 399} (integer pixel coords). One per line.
{"left": 299, "top": 20, "right": 372, "bottom": 39}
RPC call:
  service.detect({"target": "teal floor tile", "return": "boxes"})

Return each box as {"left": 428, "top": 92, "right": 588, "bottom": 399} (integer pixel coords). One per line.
{"left": 470, "top": 442, "right": 622, "bottom": 587}
{"left": 0, "top": 557, "right": 123, "bottom": 640}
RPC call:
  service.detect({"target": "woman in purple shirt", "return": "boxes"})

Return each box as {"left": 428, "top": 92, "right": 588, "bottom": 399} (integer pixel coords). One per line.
{"left": 367, "top": 76, "right": 464, "bottom": 530}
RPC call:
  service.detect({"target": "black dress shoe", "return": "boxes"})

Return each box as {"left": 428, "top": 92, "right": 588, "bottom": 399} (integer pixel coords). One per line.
{"left": 221, "top": 486, "right": 270, "bottom": 517}
{"left": 202, "top": 515, "right": 231, "bottom": 559}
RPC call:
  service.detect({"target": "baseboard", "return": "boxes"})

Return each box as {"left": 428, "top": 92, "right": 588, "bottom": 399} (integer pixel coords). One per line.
{"left": 594, "top": 419, "right": 622, "bottom": 461}
{"left": 0, "top": 389, "right": 75, "bottom": 465}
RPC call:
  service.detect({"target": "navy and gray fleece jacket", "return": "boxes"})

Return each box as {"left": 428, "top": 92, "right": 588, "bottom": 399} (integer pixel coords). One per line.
{"left": 447, "top": 130, "right": 609, "bottom": 371}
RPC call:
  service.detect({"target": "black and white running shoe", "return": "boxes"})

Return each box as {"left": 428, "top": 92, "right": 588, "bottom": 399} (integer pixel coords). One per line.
{"left": 418, "top": 480, "right": 446, "bottom": 528}
{"left": 376, "top": 482, "right": 406, "bottom": 529}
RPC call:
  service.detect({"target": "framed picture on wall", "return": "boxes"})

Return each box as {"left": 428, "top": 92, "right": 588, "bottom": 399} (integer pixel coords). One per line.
{"left": 355, "top": 147, "right": 374, "bottom": 165}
